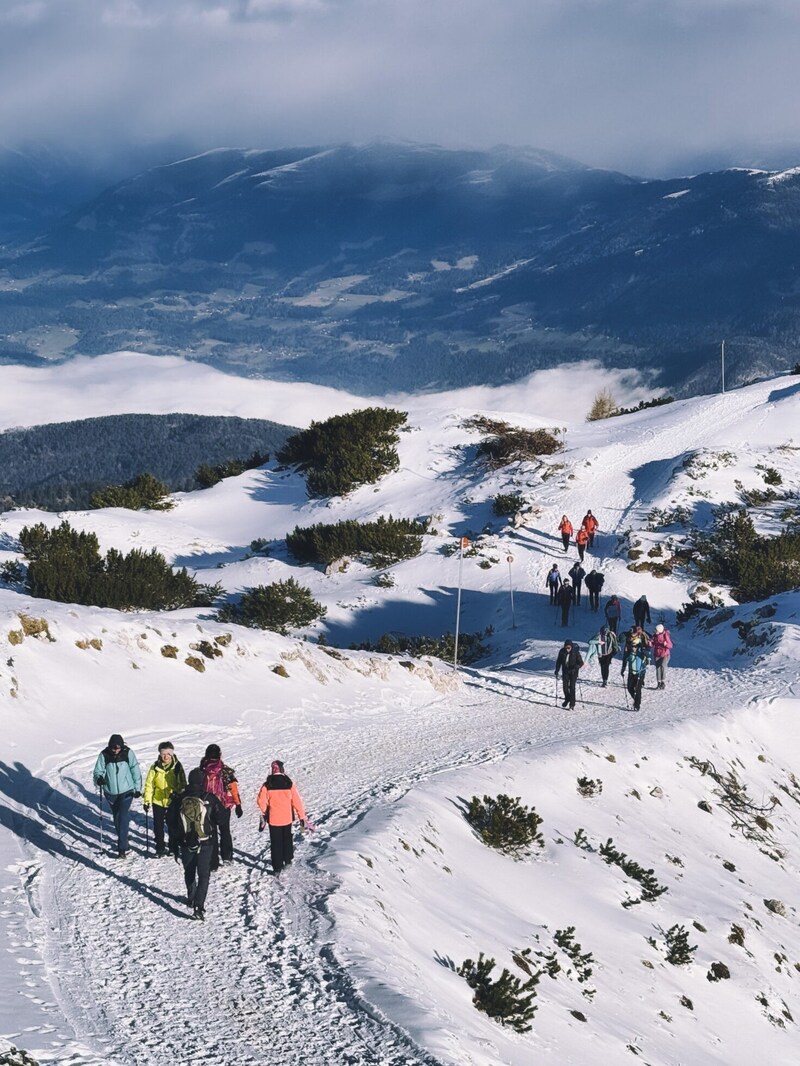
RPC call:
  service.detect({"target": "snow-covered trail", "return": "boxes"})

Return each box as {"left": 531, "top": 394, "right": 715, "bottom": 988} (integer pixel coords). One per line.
{"left": 21, "top": 649, "right": 769, "bottom": 1066}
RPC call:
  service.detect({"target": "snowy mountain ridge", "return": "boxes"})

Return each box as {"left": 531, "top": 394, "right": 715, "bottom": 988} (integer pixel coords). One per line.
{"left": 1, "top": 358, "right": 799, "bottom": 1066}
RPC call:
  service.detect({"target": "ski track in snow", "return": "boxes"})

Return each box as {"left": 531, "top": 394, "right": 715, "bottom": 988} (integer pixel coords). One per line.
{"left": 24, "top": 655, "right": 766, "bottom": 1066}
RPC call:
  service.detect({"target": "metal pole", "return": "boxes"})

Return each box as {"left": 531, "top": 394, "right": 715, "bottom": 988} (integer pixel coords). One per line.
{"left": 98, "top": 785, "right": 104, "bottom": 850}
{"left": 453, "top": 537, "right": 467, "bottom": 671}
{"left": 506, "top": 555, "right": 516, "bottom": 628}
{"left": 721, "top": 339, "right": 725, "bottom": 394}
{"left": 145, "top": 808, "right": 150, "bottom": 857}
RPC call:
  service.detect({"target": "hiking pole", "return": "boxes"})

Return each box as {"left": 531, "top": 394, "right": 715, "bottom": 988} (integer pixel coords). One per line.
{"left": 145, "top": 807, "right": 150, "bottom": 857}
{"left": 554, "top": 676, "right": 559, "bottom": 706}
{"left": 578, "top": 676, "right": 585, "bottom": 707}
{"left": 98, "top": 784, "right": 104, "bottom": 850}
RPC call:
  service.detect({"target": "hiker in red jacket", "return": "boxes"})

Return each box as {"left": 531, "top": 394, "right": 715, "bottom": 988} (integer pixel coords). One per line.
{"left": 575, "top": 525, "right": 590, "bottom": 562}
{"left": 256, "top": 760, "right": 309, "bottom": 874}
{"left": 558, "top": 515, "right": 573, "bottom": 552}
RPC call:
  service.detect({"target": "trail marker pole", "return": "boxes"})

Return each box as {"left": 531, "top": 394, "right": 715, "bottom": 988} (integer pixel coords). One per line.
{"left": 506, "top": 555, "right": 516, "bottom": 629}
{"left": 453, "top": 537, "right": 469, "bottom": 671}
{"left": 721, "top": 339, "right": 725, "bottom": 394}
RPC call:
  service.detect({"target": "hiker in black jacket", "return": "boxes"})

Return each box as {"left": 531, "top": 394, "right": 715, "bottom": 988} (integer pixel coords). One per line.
{"left": 585, "top": 569, "right": 605, "bottom": 612}
{"left": 633, "top": 595, "right": 651, "bottom": 628}
{"left": 555, "top": 640, "right": 584, "bottom": 709}
{"left": 568, "top": 561, "right": 586, "bottom": 606}
{"left": 166, "top": 768, "right": 225, "bottom": 921}
{"left": 557, "top": 579, "right": 574, "bottom": 627}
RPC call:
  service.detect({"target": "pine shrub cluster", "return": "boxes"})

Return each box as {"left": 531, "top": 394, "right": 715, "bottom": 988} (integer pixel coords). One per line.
{"left": 19, "top": 521, "right": 206, "bottom": 610}
{"left": 492, "top": 492, "right": 526, "bottom": 518}
{"left": 287, "top": 516, "right": 427, "bottom": 568}
{"left": 695, "top": 507, "right": 800, "bottom": 601}
{"left": 457, "top": 953, "right": 539, "bottom": 1032}
{"left": 599, "top": 837, "right": 668, "bottom": 906}
{"left": 464, "top": 793, "right": 544, "bottom": 855}
{"left": 195, "top": 452, "right": 270, "bottom": 488}
{"left": 277, "top": 407, "right": 407, "bottom": 497}
{"left": 663, "top": 924, "right": 697, "bottom": 966}
{"left": 90, "top": 472, "right": 173, "bottom": 511}
{"left": 217, "top": 578, "right": 326, "bottom": 634}
{"left": 353, "top": 628, "right": 490, "bottom": 664}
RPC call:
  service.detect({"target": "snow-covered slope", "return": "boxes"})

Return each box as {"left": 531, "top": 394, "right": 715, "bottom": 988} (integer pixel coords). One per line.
{"left": 0, "top": 360, "right": 799, "bottom": 1066}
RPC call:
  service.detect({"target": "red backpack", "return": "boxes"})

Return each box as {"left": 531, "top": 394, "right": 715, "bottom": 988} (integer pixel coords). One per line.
{"left": 203, "top": 760, "right": 229, "bottom": 807}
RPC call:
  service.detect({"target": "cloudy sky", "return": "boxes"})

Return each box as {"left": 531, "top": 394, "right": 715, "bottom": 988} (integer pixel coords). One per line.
{"left": 1, "top": 0, "right": 799, "bottom": 175}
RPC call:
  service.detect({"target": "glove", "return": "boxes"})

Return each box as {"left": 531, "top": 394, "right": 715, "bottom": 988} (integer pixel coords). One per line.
{"left": 554, "top": 672, "right": 560, "bottom": 679}
{"left": 235, "top": 805, "right": 243, "bottom": 818}
{"left": 143, "top": 803, "right": 150, "bottom": 812}
{"left": 173, "top": 850, "right": 180, "bottom": 864}
{"left": 95, "top": 776, "right": 105, "bottom": 787}
{"left": 134, "top": 790, "right": 142, "bottom": 798}
{"left": 258, "top": 815, "right": 266, "bottom": 833}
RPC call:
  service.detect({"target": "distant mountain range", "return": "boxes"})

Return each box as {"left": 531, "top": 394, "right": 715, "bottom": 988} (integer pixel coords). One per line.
{"left": 1, "top": 141, "right": 799, "bottom": 394}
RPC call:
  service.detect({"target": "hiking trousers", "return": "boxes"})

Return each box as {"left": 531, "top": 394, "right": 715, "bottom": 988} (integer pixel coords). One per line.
{"left": 561, "top": 669, "right": 579, "bottom": 707}
{"left": 152, "top": 803, "right": 167, "bottom": 851}
{"left": 548, "top": 585, "right": 559, "bottom": 605}
{"left": 213, "top": 806, "right": 233, "bottom": 862}
{"left": 627, "top": 672, "right": 644, "bottom": 711}
{"left": 599, "top": 653, "right": 614, "bottom": 684}
{"left": 655, "top": 655, "right": 670, "bottom": 686}
{"left": 182, "top": 842, "right": 214, "bottom": 909}
{"left": 561, "top": 533, "right": 570, "bottom": 551}
{"left": 560, "top": 605, "right": 570, "bottom": 626}
{"left": 588, "top": 590, "right": 599, "bottom": 611}
{"left": 108, "top": 791, "right": 133, "bottom": 853}
{"left": 269, "top": 823, "right": 294, "bottom": 873}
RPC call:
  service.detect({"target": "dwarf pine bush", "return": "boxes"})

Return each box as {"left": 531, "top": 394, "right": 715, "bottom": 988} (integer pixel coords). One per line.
{"left": 457, "top": 953, "right": 539, "bottom": 1032}
{"left": 464, "top": 794, "right": 544, "bottom": 855}
{"left": 90, "top": 472, "right": 173, "bottom": 511}
{"left": 217, "top": 578, "right": 326, "bottom": 635}
{"left": 464, "top": 416, "right": 563, "bottom": 467}
{"left": 694, "top": 507, "right": 800, "bottom": 602}
{"left": 492, "top": 492, "right": 526, "bottom": 518}
{"left": 664, "top": 925, "right": 697, "bottom": 966}
{"left": 277, "top": 407, "right": 407, "bottom": 497}
{"left": 195, "top": 451, "right": 269, "bottom": 488}
{"left": 19, "top": 520, "right": 204, "bottom": 610}
{"left": 287, "top": 516, "right": 427, "bottom": 568}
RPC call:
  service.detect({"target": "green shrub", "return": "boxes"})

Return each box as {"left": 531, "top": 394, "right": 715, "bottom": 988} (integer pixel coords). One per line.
{"left": 217, "top": 578, "right": 326, "bottom": 634}
{"left": 277, "top": 407, "right": 407, "bottom": 497}
{"left": 90, "top": 472, "right": 173, "bottom": 511}
{"left": 599, "top": 837, "right": 668, "bottom": 906}
{"left": 19, "top": 520, "right": 203, "bottom": 610}
{"left": 694, "top": 507, "right": 800, "bottom": 602}
{"left": 195, "top": 452, "right": 270, "bottom": 489}
{"left": 286, "top": 516, "right": 426, "bottom": 568}
{"left": 610, "top": 395, "right": 675, "bottom": 418}
{"left": 757, "top": 464, "right": 783, "bottom": 487}
{"left": 0, "top": 560, "right": 24, "bottom": 584}
{"left": 664, "top": 925, "right": 697, "bottom": 966}
{"left": 464, "top": 794, "right": 544, "bottom": 855}
{"left": 353, "top": 628, "right": 490, "bottom": 664}
{"left": 492, "top": 492, "right": 526, "bottom": 518}
{"left": 457, "top": 953, "right": 539, "bottom": 1032}
{"left": 577, "top": 776, "right": 603, "bottom": 798}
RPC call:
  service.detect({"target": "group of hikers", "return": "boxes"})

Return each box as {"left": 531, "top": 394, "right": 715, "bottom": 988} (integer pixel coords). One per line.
{"left": 92, "top": 738, "right": 310, "bottom": 920}
{"left": 549, "top": 510, "right": 674, "bottom": 712}
{"left": 554, "top": 620, "right": 673, "bottom": 712}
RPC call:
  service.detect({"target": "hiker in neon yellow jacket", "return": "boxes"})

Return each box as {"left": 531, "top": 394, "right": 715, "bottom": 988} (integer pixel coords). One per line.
{"left": 143, "top": 741, "right": 187, "bottom": 857}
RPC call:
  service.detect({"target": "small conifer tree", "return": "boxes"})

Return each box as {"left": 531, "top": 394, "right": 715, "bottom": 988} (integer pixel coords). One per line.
{"left": 587, "top": 388, "right": 618, "bottom": 422}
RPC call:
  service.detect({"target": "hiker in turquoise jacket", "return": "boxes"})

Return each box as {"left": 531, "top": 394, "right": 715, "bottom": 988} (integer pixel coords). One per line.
{"left": 93, "top": 733, "right": 142, "bottom": 858}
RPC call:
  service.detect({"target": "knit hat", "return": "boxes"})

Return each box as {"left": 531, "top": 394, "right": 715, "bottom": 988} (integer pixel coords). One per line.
{"left": 271, "top": 760, "right": 285, "bottom": 775}
{"left": 108, "top": 733, "right": 124, "bottom": 749}
{"left": 655, "top": 623, "right": 664, "bottom": 633}
{"left": 204, "top": 743, "right": 221, "bottom": 760}
{"left": 188, "top": 767, "right": 204, "bottom": 789}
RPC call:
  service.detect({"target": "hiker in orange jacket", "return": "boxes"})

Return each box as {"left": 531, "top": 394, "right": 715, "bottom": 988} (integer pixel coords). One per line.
{"left": 256, "top": 760, "right": 309, "bottom": 874}
{"left": 558, "top": 515, "right": 573, "bottom": 552}
{"left": 576, "top": 525, "right": 590, "bottom": 562}
{"left": 582, "top": 510, "right": 599, "bottom": 548}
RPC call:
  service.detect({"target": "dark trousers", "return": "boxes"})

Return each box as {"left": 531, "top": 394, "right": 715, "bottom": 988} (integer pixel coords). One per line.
{"left": 607, "top": 616, "right": 619, "bottom": 634}
{"left": 599, "top": 653, "right": 614, "bottom": 684}
{"left": 212, "top": 806, "right": 233, "bottom": 862}
{"left": 560, "top": 604, "right": 571, "bottom": 626}
{"left": 588, "top": 532, "right": 596, "bottom": 548}
{"left": 269, "top": 823, "right": 294, "bottom": 873}
{"left": 573, "top": 582, "right": 583, "bottom": 605}
{"left": 627, "top": 671, "right": 644, "bottom": 711}
{"left": 577, "top": 544, "right": 586, "bottom": 562}
{"left": 588, "top": 589, "right": 599, "bottom": 611}
{"left": 548, "top": 584, "right": 559, "bottom": 605}
{"left": 561, "top": 533, "right": 570, "bottom": 552}
{"left": 562, "top": 669, "right": 579, "bottom": 707}
{"left": 182, "top": 843, "right": 214, "bottom": 909}
{"left": 152, "top": 804, "right": 167, "bottom": 851}
{"left": 108, "top": 791, "right": 133, "bottom": 853}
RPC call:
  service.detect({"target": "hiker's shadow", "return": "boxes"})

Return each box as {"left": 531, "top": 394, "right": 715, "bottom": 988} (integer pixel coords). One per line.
{"left": 0, "top": 760, "right": 187, "bottom": 916}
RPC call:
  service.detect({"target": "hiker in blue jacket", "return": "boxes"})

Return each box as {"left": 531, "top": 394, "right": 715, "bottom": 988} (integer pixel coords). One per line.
{"left": 620, "top": 627, "right": 651, "bottom": 712}
{"left": 93, "top": 734, "right": 142, "bottom": 858}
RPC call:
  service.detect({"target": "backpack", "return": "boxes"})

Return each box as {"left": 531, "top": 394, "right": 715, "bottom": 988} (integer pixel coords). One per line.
{"left": 180, "top": 795, "right": 211, "bottom": 850}
{"left": 203, "top": 762, "right": 227, "bottom": 803}
{"left": 602, "top": 630, "right": 619, "bottom": 655}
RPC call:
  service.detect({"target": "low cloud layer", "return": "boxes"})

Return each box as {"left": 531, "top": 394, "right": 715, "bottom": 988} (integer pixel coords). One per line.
{"left": 1, "top": 0, "right": 799, "bottom": 175}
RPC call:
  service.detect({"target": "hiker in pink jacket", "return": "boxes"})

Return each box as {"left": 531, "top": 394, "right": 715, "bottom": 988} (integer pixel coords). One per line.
{"left": 256, "top": 760, "right": 309, "bottom": 874}
{"left": 652, "top": 623, "right": 673, "bottom": 689}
